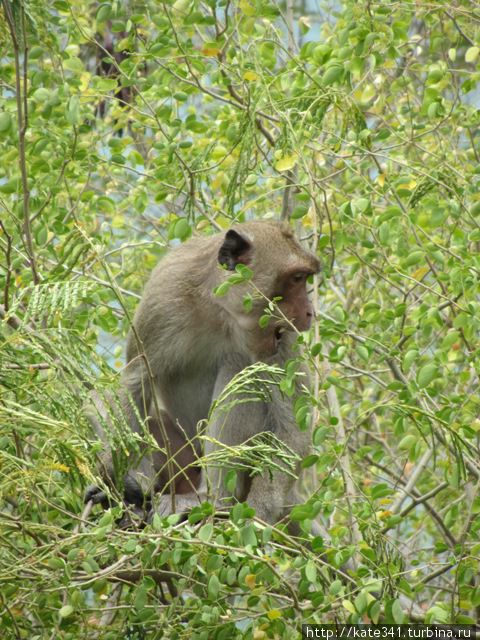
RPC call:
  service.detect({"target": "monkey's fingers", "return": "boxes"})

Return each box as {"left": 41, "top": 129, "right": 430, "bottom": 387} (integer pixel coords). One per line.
{"left": 84, "top": 484, "right": 110, "bottom": 508}
{"left": 116, "top": 505, "right": 147, "bottom": 529}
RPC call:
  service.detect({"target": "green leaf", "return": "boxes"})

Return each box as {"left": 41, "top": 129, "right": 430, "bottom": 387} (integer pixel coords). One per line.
{"left": 342, "top": 599, "right": 356, "bottom": 614}
{"left": 48, "top": 557, "right": 65, "bottom": 570}
{"left": 242, "top": 294, "right": 253, "bottom": 312}
{"left": 173, "top": 218, "right": 191, "bottom": 241}
{"left": 329, "top": 580, "right": 342, "bottom": 596}
{"left": 239, "top": 0, "right": 255, "bottom": 16}
{"left": 0, "top": 112, "right": 12, "bottom": 133}
{"left": 304, "top": 560, "right": 317, "bottom": 583}
{"left": 96, "top": 3, "right": 112, "bottom": 23}
{"left": 66, "top": 95, "right": 80, "bottom": 125}
{"left": 470, "top": 201, "right": 480, "bottom": 216}
{"left": 258, "top": 314, "right": 270, "bottom": 328}
{"left": 173, "top": 91, "right": 188, "bottom": 101}
{"left": 398, "top": 434, "right": 417, "bottom": 451}
{"left": 241, "top": 523, "right": 257, "bottom": 547}
{"left": 351, "top": 198, "right": 370, "bottom": 215}
{"left": 291, "top": 205, "right": 308, "bottom": 219}
{"left": 59, "top": 605, "right": 74, "bottom": 619}
{"left": 313, "top": 426, "right": 329, "bottom": 445}
{"left": 29, "top": 46, "right": 44, "bottom": 59}
{"left": 290, "top": 505, "right": 311, "bottom": 521}
{"left": 134, "top": 586, "right": 147, "bottom": 611}
{"left": 235, "top": 264, "right": 253, "bottom": 280}
{"left": 417, "top": 363, "right": 438, "bottom": 388}
{"left": 403, "top": 349, "right": 418, "bottom": 372}
{"left": 0, "top": 178, "right": 21, "bottom": 193}
{"left": 224, "top": 469, "right": 237, "bottom": 493}
{"left": 441, "top": 331, "right": 460, "bottom": 349}
{"left": 354, "top": 591, "right": 368, "bottom": 614}
{"left": 33, "top": 87, "right": 51, "bottom": 102}
{"left": 214, "top": 282, "right": 230, "bottom": 297}
{"left": 198, "top": 522, "right": 213, "bottom": 542}
{"left": 63, "top": 57, "right": 84, "bottom": 73}
{"left": 322, "top": 64, "right": 344, "bottom": 86}
{"left": 371, "top": 483, "right": 392, "bottom": 499}
{"left": 301, "top": 454, "right": 319, "bottom": 468}
{"left": 404, "top": 250, "right": 423, "bottom": 267}
{"left": 356, "top": 345, "right": 369, "bottom": 362}
{"left": 207, "top": 574, "right": 220, "bottom": 600}
{"left": 391, "top": 598, "right": 405, "bottom": 623}
{"left": 312, "top": 44, "right": 331, "bottom": 64}
{"left": 96, "top": 78, "right": 118, "bottom": 92}
{"left": 123, "top": 538, "right": 137, "bottom": 553}
{"left": 369, "top": 601, "right": 381, "bottom": 623}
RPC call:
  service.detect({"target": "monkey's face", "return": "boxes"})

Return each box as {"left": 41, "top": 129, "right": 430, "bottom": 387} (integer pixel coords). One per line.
{"left": 217, "top": 222, "right": 320, "bottom": 356}
{"left": 274, "top": 270, "right": 315, "bottom": 332}
{"left": 242, "top": 273, "right": 315, "bottom": 358}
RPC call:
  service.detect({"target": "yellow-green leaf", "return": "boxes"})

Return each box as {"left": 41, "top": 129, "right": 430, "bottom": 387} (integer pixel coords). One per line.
{"left": 243, "top": 71, "right": 259, "bottom": 82}
{"left": 342, "top": 599, "right": 356, "bottom": 614}
{"left": 266, "top": 609, "right": 281, "bottom": 620}
{"left": 59, "top": 605, "right": 74, "bottom": 619}
{"left": 274, "top": 154, "right": 297, "bottom": 172}
{"left": 465, "top": 46, "right": 479, "bottom": 63}
{"left": 239, "top": 0, "right": 255, "bottom": 16}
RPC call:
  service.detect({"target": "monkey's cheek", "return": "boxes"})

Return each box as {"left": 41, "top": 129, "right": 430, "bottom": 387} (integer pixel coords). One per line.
{"left": 235, "top": 314, "right": 259, "bottom": 331}
{"left": 249, "top": 333, "right": 280, "bottom": 360}
{"left": 293, "top": 317, "right": 313, "bottom": 332}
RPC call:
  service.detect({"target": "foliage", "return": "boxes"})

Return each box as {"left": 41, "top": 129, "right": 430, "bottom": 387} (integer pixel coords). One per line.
{"left": 1, "top": 0, "right": 480, "bottom": 637}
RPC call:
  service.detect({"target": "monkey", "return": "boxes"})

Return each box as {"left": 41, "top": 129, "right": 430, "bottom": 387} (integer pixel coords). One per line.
{"left": 86, "top": 220, "right": 320, "bottom": 530}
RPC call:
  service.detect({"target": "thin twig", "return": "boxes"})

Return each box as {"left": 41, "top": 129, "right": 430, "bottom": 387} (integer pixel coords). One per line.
{"left": 0, "top": 220, "right": 13, "bottom": 311}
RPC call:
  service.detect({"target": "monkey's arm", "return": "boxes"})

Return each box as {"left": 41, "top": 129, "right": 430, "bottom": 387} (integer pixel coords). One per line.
{"left": 205, "top": 352, "right": 309, "bottom": 527}
{"left": 204, "top": 354, "right": 268, "bottom": 507}
{"left": 243, "top": 385, "right": 311, "bottom": 526}
{"left": 83, "top": 386, "right": 159, "bottom": 510}
{"left": 207, "top": 335, "right": 321, "bottom": 531}
{"left": 84, "top": 377, "right": 200, "bottom": 510}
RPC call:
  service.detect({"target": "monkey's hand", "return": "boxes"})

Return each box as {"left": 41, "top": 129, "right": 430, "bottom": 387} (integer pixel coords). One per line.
{"left": 84, "top": 482, "right": 150, "bottom": 529}
{"left": 86, "top": 473, "right": 146, "bottom": 505}
{"left": 84, "top": 484, "right": 110, "bottom": 508}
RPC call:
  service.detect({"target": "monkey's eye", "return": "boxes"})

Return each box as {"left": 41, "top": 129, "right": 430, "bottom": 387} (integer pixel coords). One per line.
{"left": 291, "top": 273, "right": 305, "bottom": 283}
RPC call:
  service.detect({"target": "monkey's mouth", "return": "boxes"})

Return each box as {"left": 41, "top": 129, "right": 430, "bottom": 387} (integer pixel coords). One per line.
{"left": 274, "top": 326, "right": 286, "bottom": 345}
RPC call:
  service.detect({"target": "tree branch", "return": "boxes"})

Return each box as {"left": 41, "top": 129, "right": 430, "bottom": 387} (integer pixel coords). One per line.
{"left": 2, "top": 0, "right": 39, "bottom": 284}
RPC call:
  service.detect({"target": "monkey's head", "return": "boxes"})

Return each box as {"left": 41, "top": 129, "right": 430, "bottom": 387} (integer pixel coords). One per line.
{"left": 217, "top": 221, "right": 320, "bottom": 355}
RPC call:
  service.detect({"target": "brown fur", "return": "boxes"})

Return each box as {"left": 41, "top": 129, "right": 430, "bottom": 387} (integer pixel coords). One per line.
{"left": 86, "top": 221, "right": 320, "bottom": 528}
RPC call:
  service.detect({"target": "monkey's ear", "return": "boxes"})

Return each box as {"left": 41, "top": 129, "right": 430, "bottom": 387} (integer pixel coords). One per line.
{"left": 218, "top": 229, "right": 252, "bottom": 270}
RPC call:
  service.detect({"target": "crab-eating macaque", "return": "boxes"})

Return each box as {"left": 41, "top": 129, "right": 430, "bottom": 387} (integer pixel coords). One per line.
{"left": 86, "top": 220, "right": 320, "bottom": 530}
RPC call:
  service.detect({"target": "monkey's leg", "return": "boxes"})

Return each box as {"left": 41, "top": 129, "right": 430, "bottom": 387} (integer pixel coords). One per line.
{"left": 147, "top": 412, "right": 201, "bottom": 496}
{"left": 243, "top": 472, "right": 296, "bottom": 524}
